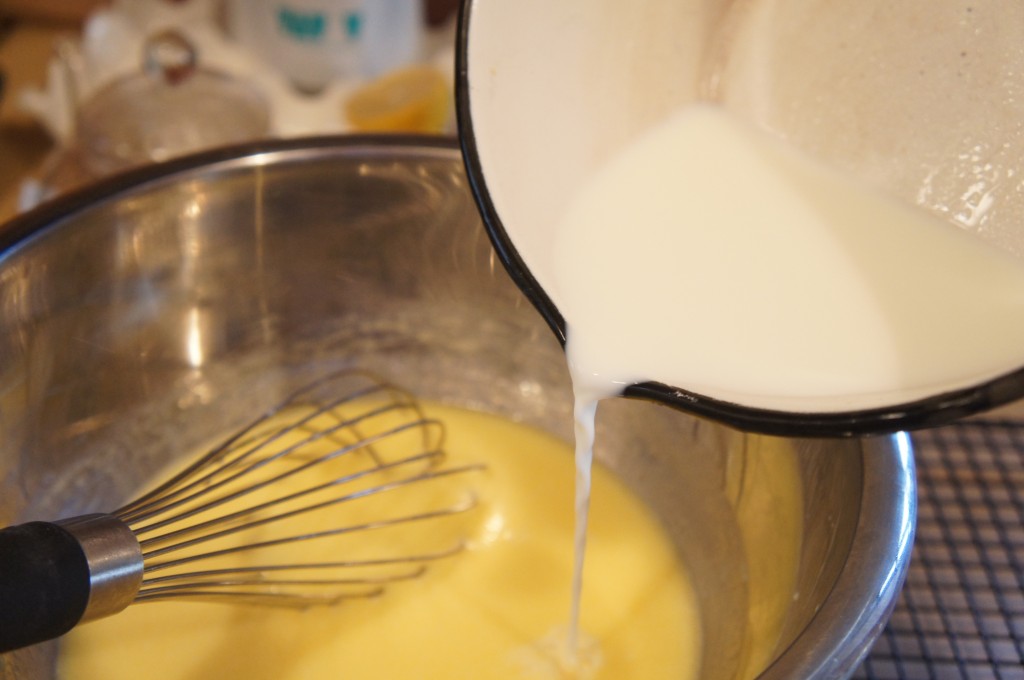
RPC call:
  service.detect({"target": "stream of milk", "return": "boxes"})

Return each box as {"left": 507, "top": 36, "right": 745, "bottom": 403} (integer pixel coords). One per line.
{"left": 556, "top": 103, "right": 1024, "bottom": 667}
{"left": 60, "top": 402, "right": 699, "bottom": 680}
{"left": 568, "top": 394, "right": 597, "bottom": 658}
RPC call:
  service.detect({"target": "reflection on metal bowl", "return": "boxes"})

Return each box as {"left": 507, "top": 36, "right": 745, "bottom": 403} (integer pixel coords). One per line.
{"left": 0, "top": 137, "right": 914, "bottom": 679}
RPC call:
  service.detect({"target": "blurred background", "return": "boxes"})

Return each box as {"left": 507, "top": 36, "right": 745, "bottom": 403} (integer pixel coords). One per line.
{"left": 0, "top": 0, "right": 461, "bottom": 220}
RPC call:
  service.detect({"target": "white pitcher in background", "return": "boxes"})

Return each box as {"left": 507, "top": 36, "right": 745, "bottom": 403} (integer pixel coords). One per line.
{"left": 225, "top": 0, "right": 423, "bottom": 93}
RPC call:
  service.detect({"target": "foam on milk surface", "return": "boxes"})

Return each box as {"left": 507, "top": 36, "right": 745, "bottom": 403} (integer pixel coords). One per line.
{"left": 551, "top": 105, "right": 1024, "bottom": 412}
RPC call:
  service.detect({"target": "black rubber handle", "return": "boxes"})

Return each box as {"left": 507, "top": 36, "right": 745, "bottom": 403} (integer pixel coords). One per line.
{"left": 0, "top": 521, "right": 90, "bottom": 653}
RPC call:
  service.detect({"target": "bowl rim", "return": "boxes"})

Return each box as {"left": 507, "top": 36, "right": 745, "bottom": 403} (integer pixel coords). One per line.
{"left": 0, "top": 134, "right": 458, "bottom": 256}
{"left": 0, "top": 133, "right": 916, "bottom": 678}
{"left": 759, "top": 434, "right": 916, "bottom": 679}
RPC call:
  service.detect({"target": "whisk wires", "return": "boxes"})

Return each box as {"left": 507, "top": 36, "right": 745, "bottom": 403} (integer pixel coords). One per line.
{"left": 115, "top": 370, "right": 483, "bottom": 607}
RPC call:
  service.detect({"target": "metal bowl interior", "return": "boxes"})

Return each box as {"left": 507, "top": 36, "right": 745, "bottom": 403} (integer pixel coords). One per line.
{"left": 0, "top": 138, "right": 914, "bottom": 679}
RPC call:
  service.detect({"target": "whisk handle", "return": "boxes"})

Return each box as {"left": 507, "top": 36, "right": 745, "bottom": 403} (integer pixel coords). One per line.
{"left": 0, "top": 514, "right": 144, "bottom": 653}
{"left": 0, "top": 521, "right": 91, "bottom": 653}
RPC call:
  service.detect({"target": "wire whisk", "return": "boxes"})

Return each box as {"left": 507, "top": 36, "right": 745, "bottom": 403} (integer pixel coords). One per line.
{"left": 0, "top": 370, "right": 483, "bottom": 653}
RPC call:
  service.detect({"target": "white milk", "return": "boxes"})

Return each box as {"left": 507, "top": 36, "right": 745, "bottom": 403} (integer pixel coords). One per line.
{"left": 553, "top": 104, "right": 1024, "bottom": 664}
{"left": 551, "top": 104, "right": 1024, "bottom": 414}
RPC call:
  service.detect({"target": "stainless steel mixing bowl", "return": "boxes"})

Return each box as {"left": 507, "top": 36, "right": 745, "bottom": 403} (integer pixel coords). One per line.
{"left": 0, "top": 138, "right": 914, "bottom": 679}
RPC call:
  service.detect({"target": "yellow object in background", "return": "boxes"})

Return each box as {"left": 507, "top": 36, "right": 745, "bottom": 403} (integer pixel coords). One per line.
{"left": 345, "top": 65, "right": 451, "bottom": 133}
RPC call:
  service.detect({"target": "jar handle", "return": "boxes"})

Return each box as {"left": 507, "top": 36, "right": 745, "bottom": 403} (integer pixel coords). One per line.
{"left": 143, "top": 29, "right": 198, "bottom": 86}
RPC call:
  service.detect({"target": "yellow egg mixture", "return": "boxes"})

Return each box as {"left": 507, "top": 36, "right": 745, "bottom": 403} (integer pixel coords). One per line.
{"left": 58, "top": 402, "right": 702, "bottom": 680}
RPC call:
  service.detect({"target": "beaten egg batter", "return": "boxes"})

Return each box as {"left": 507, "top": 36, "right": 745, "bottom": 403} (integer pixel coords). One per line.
{"left": 58, "top": 402, "right": 701, "bottom": 680}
